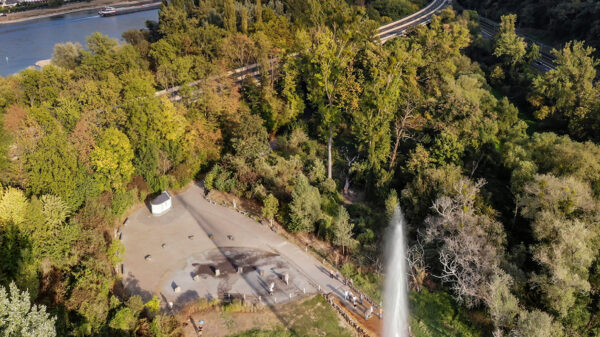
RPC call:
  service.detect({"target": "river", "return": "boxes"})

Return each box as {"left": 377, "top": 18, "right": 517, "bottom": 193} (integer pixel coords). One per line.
{"left": 0, "top": 8, "right": 159, "bottom": 77}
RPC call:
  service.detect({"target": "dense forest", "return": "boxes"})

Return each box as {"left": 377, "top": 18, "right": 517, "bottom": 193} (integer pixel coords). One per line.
{"left": 459, "top": 0, "right": 600, "bottom": 53}
{"left": 1, "top": 0, "right": 600, "bottom": 336}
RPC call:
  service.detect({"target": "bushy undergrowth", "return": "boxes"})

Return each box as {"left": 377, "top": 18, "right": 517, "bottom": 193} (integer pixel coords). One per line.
{"left": 410, "top": 289, "right": 486, "bottom": 337}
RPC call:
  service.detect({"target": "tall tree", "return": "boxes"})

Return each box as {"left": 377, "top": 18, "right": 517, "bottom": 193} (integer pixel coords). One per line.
{"left": 424, "top": 178, "right": 505, "bottom": 307}
{"left": 240, "top": 6, "right": 248, "bottom": 34}
{"left": 51, "top": 42, "right": 83, "bottom": 70}
{"left": 493, "top": 14, "right": 527, "bottom": 67}
{"left": 224, "top": 0, "right": 237, "bottom": 33}
{"left": 299, "top": 27, "right": 360, "bottom": 179}
{"left": 353, "top": 38, "right": 422, "bottom": 184}
{"left": 23, "top": 195, "right": 80, "bottom": 269}
{"left": 255, "top": 0, "right": 262, "bottom": 25}
{"left": 90, "top": 128, "right": 135, "bottom": 192}
{"left": 332, "top": 205, "right": 357, "bottom": 255}
{"left": 529, "top": 41, "right": 600, "bottom": 139}
{"left": 25, "top": 131, "right": 83, "bottom": 208}
{"left": 519, "top": 174, "right": 600, "bottom": 317}
{"left": 410, "top": 9, "right": 470, "bottom": 95}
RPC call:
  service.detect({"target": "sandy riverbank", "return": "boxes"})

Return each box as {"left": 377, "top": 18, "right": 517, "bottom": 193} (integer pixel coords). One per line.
{"left": 0, "top": 0, "right": 158, "bottom": 24}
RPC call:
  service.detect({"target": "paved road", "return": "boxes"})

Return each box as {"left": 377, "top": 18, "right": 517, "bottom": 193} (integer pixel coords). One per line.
{"left": 121, "top": 184, "right": 361, "bottom": 312}
{"left": 376, "top": 0, "right": 450, "bottom": 43}
{"left": 156, "top": 0, "right": 452, "bottom": 98}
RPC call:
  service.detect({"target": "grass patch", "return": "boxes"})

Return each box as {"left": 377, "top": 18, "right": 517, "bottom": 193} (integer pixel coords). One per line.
{"left": 339, "top": 261, "right": 383, "bottom": 302}
{"left": 229, "top": 295, "right": 352, "bottom": 337}
{"left": 410, "top": 289, "right": 487, "bottom": 337}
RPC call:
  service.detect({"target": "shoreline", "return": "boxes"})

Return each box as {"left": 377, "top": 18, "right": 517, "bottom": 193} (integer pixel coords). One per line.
{"left": 0, "top": 0, "right": 159, "bottom": 25}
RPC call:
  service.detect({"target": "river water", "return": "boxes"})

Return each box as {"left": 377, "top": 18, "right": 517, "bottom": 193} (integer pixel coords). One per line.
{"left": 0, "top": 8, "right": 159, "bottom": 77}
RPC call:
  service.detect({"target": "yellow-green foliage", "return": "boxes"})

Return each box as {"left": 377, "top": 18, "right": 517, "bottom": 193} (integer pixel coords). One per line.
{"left": 0, "top": 187, "right": 27, "bottom": 225}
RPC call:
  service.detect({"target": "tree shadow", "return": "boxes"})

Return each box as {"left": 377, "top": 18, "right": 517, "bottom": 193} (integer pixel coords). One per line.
{"left": 175, "top": 290, "right": 200, "bottom": 310}
{"left": 121, "top": 273, "right": 154, "bottom": 303}
{"left": 177, "top": 192, "right": 306, "bottom": 336}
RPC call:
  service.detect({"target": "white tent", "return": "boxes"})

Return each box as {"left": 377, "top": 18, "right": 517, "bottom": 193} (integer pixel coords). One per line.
{"left": 150, "top": 191, "right": 172, "bottom": 215}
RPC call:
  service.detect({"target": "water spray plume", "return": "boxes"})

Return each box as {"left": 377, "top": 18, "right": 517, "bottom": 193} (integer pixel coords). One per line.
{"left": 383, "top": 206, "right": 409, "bottom": 337}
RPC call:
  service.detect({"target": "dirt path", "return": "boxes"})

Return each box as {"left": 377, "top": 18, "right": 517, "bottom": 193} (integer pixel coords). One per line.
{"left": 0, "top": 0, "right": 155, "bottom": 24}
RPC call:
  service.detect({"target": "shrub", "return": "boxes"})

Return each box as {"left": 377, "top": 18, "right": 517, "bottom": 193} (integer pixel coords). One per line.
{"left": 107, "top": 240, "right": 125, "bottom": 266}
{"left": 320, "top": 193, "right": 339, "bottom": 218}
{"left": 204, "top": 165, "right": 220, "bottom": 190}
{"left": 340, "top": 262, "right": 382, "bottom": 302}
{"left": 410, "top": 289, "right": 484, "bottom": 337}
{"left": 317, "top": 215, "right": 334, "bottom": 242}
{"left": 111, "top": 189, "right": 135, "bottom": 217}
{"left": 170, "top": 163, "right": 193, "bottom": 189}
{"left": 262, "top": 194, "right": 279, "bottom": 220}
{"left": 320, "top": 178, "right": 337, "bottom": 194}
{"left": 109, "top": 307, "right": 136, "bottom": 331}
{"left": 214, "top": 170, "right": 237, "bottom": 192}
{"left": 222, "top": 299, "right": 246, "bottom": 312}
{"left": 252, "top": 184, "right": 268, "bottom": 200}
{"left": 144, "top": 296, "right": 161, "bottom": 315}
{"left": 287, "top": 175, "right": 321, "bottom": 233}
{"left": 308, "top": 160, "right": 326, "bottom": 184}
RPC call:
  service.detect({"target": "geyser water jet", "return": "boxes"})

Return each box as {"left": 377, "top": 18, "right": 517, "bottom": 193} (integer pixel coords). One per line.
{"left": 383, "top": 206, "right": 409, "bottom": 337}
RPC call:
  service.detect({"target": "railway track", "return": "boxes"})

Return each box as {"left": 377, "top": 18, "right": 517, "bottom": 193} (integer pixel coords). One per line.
{"left": 157, "top": 0, "right": 452, "bottom": 98}
{"left": 478, "top": 18, "right": 556, "bottom": 72}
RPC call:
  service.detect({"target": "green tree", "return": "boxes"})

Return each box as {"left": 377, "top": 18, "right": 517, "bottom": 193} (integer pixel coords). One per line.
{"left": 150, "top": 315, "right": 181, "bottom": 337}
{"left": 51, "top": 42, "right": 83, "bottom": 69}
{"left": 90, "top": 128, "right": 135, "bottom": 192}
{"left": 332, "top": 206, "right": 357, "bottom": 255}
{"left": 385, "top": 38, "right": 423, "bottom": 171}
{"left": 410, "top": 9, "right": 470, "bottom": 95}
{"left": 125, "top": 295, "right": 144, "bottom": 315}
{"left": 487, "top": 273, "right": 519, "bottom": 335}
{"left": 519, "top": 174, "right": 600, "bottom": 317}
{"left": 504, "top": 132, "right": 600, "bottom": 196}
{"left": 262, "top": 193, "right": 279, "bottom": 225}
{"left": 0, "top": 282, "right": 56, "bottom": 337}
{"left": 288, "top": 175, "right": 321, "bottom": 233}
{"left": 0, "top": 187, "right": 27, "bottom": 226}
{"left": 255, "top": 0, "right": 262, "bottom": 25}
{"left": 493, "top": 14, "right": 527, "bottom": 67}
{"left": 240, "top": 6, "right": 249, "bottom": 34}
{"left": 107, "top": 239, "right": 125, "bottom": 266}
{"left": 230, "top": 113, "right": 270, "bottom": 160}
{"left": 529, "top": 41, "right": 599, "bottom": 139}
{"left": 278, "top": 58, "right": 305, "bottom": 131}
{"left": 511, "top": 310, "right": 561, "bottom": 337}
{"left": 299, "top": 27, "right": 360, "bottom": 179}
{"left": 21, "top": 195, "right": 80, "bottom": 269}
{"left": 86, "top": 32, "right": 118, "bottom": 56}
{"left": 353, "top": 40, "right": 412, "bottom": 182}
{"left": 430, "top": 131, "right": 465, "bottom": 167}
{"left": 25, "top": 131, "right": 83, "bottom": 207}
{"left": 224, "top": 0, "right": 237, "bottom": 33}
